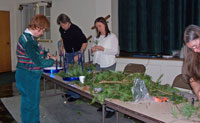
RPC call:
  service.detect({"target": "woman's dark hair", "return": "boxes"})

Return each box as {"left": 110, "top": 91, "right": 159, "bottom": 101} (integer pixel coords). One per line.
{"left": 94, "top": 17, "right": 110, "bottom": 38}
{"left": 57, "top": 13, "right": 71, "bottom": 25}
{"left": 182, "top": 24, "right": 200, "bottom": 81}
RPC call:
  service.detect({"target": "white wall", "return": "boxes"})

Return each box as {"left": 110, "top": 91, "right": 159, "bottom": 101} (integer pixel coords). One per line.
{"left": 0, "top": 0, "right": 18, "bottom": 71}
{"left": 116, "top": 58, "right": 183, "bottom": 85}
{"left": 111, "top": 0, "right": 118, "bottom": 37}
{"left": 48, "top": 0, "right": 111, "bottom": 61}
{"left": 49, "top": 0, "right": 96, "bottom": 57}
{"left": 96, "top": 0, "right": 111, "bottom": 29}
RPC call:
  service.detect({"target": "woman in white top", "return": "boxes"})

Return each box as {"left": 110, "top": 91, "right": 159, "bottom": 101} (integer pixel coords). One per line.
{"left": 91, "top": 17, "right": 119, "bottom": 71}
{"left": 91, "top": 17, "right": 119, "bottom": 118}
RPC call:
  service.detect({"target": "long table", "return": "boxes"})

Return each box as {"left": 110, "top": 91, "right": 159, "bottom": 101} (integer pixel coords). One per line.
{"left": 42, "top": 73, "right": 199, "bottom": 123}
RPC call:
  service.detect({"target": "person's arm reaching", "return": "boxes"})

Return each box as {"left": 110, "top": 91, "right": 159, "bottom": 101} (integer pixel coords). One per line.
{"left": 25, "top": 40, "right": 56, "bottom": 68}
{"left": 94, "top": 34, "right": 119, "bottom": 55}
{"left": 80, "top": 43, "right": 88, "bottom": 53}
{"left": 190, "top": 78, "right": 200, "bottom": 100}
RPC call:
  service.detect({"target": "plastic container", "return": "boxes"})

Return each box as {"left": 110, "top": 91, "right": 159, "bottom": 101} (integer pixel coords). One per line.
{"left": 43, "top": 66, "right": 63, "bottom": 73}
{"left": 63, "top": 77, "right": 79, "bottom": 81}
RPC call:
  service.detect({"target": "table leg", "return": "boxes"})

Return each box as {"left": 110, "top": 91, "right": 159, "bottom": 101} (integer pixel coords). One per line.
{"left": 102, "top": 104, "right": 105, "bottom": 123}
{"left": 54, "top": 84, "right": 57, "bottom": 94}
{"left": 116, "top": 111, "right": 119, "bottom": 123}
{"left": 43, "top": 77, "right": 46, "bottom": 95}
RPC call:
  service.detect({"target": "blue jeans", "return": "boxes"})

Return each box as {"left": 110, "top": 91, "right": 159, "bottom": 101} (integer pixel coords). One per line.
{"left": 66, "top": 51, "right": 84, "bottom": 65}
{"left": 16, "top": 68, "right": 42, "bottom": 123}
{"left": 65, "top": 51, "right": 81, "bottom": 99}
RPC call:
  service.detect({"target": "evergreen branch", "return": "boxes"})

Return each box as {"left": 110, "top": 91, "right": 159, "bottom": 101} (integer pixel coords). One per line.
{"left": 151, "top": 89, "right": 173, "bottom": 96}
{"left": 99, "top": 80, "right": 124, "bottom": 84}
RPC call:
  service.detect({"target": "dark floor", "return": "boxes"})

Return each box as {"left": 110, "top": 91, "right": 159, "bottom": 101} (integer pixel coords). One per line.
{"left": 0, "top": 83, "right": 17, "bottom": 123}
{"left": 0, "top": 71, "right": 15, "bottom": 85}
{"left": 0, "top": 71, "right": 16, "bottom": 123}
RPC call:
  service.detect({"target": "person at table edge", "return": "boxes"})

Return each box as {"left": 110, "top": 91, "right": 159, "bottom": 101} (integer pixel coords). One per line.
{"left": 183, "top": 24, "right": 200, "bottom": 100}
{"left": 57, "top": 13, "right": 88, "bottom": 102}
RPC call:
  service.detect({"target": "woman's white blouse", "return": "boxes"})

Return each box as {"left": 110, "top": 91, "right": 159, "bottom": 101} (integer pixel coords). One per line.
{"left": 93, "top": 33, "right": 119, "bottom": 68}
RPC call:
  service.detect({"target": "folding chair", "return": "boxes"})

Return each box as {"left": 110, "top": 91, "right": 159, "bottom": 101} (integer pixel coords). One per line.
{"left": 123, "top": 63, "right": 146, "bottom": 74}
{"left": 171, "top": 74, "right": 192, "bottom": 90}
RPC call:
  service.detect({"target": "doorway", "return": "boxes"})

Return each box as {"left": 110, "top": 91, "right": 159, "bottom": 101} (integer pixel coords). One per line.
{"left": 0, "top": 11, "right": 11, "bottom": 72}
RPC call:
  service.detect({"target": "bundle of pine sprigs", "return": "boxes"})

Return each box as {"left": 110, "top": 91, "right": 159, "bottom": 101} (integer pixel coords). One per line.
{"left": 57, "top": 68, "right": 186, "bottom": 104}
{"left": 56, "top": 63, "right": 96, "bottom": 77}
{"left": 84, "top": 71, "right": 187, "bottom": 104}
{"left": 56, "top": 66, "right": 200, "bottom": 119}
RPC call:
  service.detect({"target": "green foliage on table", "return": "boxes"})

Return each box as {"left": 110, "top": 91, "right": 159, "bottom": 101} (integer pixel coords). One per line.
{"left": 145, "top": 76, "right": 186, "bottom": 104}
{"left": 57, "top": 67, "right": 187, "bottom": 104}
{"left": 89, "top": 71, "right": 133, "bottom": 104}
{"left": 55, "top": 65, "right": 200, "bottom": 119}
{"left": 83, "top": 71, "right": 187, "bottom": 104}
{"left": 56, "top": 63, "right": 96, "bottom": 77}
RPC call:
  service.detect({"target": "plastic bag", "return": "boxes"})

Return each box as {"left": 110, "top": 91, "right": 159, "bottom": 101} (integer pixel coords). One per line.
{"left": 131, "top": 77, "right": 150, "bottom": 102}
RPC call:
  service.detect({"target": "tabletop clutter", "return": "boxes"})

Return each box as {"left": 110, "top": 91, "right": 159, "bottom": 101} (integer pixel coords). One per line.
{"left": 43, "top": 50, "right": 200, "bottom": 120}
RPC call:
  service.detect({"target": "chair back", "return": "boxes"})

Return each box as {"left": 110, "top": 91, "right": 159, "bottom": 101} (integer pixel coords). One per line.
{"left": 123, "top": 63, "right": 146, "bottom": 74}
{"left": 172, "top": 74, "right": 192, "bottom": 90}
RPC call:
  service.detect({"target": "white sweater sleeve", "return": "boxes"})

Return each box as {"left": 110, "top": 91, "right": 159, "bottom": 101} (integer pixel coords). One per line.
{"left": 102, "top": 34, "right": 119, "bottom": 55}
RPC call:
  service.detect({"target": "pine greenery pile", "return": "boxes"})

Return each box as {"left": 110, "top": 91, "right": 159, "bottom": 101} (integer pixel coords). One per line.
{"left": 57, "top": 67, "right": 186, "bottom": 104}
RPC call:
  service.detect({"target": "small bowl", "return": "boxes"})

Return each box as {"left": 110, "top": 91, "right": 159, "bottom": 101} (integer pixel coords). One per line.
{"left": 79, "top": 76, "right": 85, "bottom": 84}
{"left": 43, "top": 66, "right": 63, "bottom": 73}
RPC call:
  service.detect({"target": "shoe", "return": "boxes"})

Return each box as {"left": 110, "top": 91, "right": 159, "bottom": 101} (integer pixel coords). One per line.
{"left": 64, "top": 94, "right": 71, "bottom": 98}
{"left": 67, "top": 97, "right": 78, "bottom": 102}
{"left": 97, "top": 106, "right": 102, "bottom": 112}
{"left": 105, "top": 111, "right": 115, "bottom": 118}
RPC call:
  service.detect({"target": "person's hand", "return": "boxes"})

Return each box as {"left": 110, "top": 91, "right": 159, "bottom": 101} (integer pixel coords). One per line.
{"left": 74, "top": 55, "right": 79, "bottom": 62}
{"left": 59, "top": 49, "right": 64, "bottom": 56}
{"left": 50, "top": 56, "right": 57, "bottom": 61}
{"left": 80, "top": 48, "right": 85, "bottom": 53}
{"left": 91, "top": 47, "right": 97, "bottom": 53}
{"left": 197, "top": 90, "right": 200, "bottom": 100}
{"left": 190, "top": 78, "right": 200, "bottom": 100}
{"left": 47, "top": 53, "right": 52, "bottom": 58}
{"left": 46, "top": 53, "right": 52, "bottom": 59}
{"left": 95, "top": 46, "right": 104, "bottom": 51}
